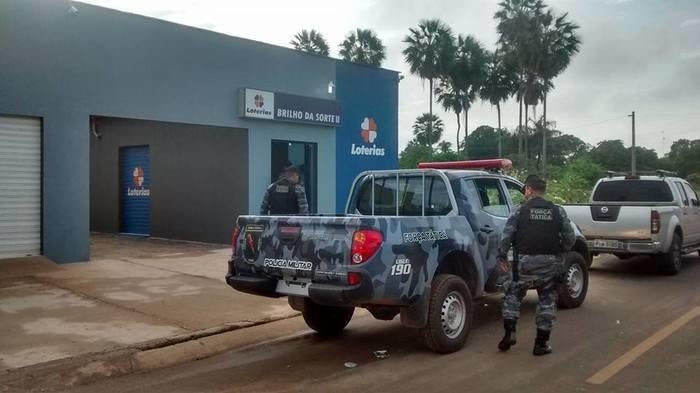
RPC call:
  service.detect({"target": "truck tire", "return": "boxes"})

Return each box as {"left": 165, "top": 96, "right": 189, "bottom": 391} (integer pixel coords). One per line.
{"left": 658, "top": 233, "right": 682, "bottom": 276}
{"left": 557, "top": 252, "right": 589, "bottom": 309}
{"left": 302, "top": 301, "right": 354, "bottom": 336}
{"left": 420, "top": 274, "right": 473, "bottom": 354}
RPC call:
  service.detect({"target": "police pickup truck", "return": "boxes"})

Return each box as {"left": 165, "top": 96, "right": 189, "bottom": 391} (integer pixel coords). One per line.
{"left": 226, "top": 160, "right": 590, "bottom": 353}
{"left": 563, "top": 171, "right": 700, "bottom": 275}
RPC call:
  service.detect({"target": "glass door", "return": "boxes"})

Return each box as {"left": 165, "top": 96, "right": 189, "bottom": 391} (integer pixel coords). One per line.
{"left": 271, "top": 140, "right": 318, "bottom": 213}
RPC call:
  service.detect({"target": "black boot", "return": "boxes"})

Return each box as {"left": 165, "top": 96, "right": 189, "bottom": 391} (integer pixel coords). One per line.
{"left": 533, "top": 329, "right": 552, "bottom": 356}
{"left": 498, "top": 319, "right": 517, "bottom": 352}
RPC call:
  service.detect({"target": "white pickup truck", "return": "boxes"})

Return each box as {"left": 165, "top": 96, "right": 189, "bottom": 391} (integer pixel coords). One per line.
{"left": 563, "top": 172, "right": 700, "bottom": 275}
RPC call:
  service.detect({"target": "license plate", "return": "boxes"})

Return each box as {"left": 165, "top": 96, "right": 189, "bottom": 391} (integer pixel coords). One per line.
{"left": 276, "top": 279, "right": 310, "bottom": 297}
{"left": 592, "top": 239, "right": 621, "bottom": 249}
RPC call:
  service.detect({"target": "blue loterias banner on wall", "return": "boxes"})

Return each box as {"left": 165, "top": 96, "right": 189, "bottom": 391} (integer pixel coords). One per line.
{"left": 334, "top": 63, "right": 399, "bottom": 212}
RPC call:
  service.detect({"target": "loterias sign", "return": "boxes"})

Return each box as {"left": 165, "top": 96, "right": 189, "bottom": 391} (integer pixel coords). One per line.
{"left": 240, "top": 88, "right": 342, "bottom": 127}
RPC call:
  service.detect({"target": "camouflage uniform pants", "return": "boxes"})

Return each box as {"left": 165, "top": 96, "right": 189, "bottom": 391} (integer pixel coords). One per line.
{"left": 502, "top": 255, "right": 561, "bottom": 331}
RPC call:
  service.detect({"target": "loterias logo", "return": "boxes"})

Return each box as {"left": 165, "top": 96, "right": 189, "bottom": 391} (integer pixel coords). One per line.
{"left": 244, "top": 89, "right": 274, "bottom": 120}
{"left": 351, "top": 117, "right": 385, "bottom": 157}
{"left": 254, "top": 94, "right": 264, "bottom": 108}
{"left": 127, "top": 167, "right": 150, "bottom": 197}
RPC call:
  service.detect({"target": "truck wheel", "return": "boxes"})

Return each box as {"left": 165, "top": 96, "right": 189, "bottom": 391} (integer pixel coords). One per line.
{"left": 302, "top": 301, "right": 354, "bottom": 336}
{"left": 557, "top": 252, "right": 589, "bottom": 309}
{"left": 420, "top": 274, "right": 473, "bottom": 354}
{"left": 658, "top": 233, "right": 682, "bottom": 275}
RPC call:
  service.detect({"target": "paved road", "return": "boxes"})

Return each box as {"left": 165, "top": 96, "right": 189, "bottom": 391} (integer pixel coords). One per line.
{"left": 78, "top": 254, "right": 700, "bottom": 393}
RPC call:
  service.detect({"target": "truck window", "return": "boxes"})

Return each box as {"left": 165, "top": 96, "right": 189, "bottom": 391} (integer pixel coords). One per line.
{"left": 355, "top": 176, "right": 398, "bottom": 215}
{"left": 592, "top": 180, "right": 674, "bottom": 202}
{"left": 674, "top": 182, "right": 689, "bottom": 206}
{"left": 354, "top": 174, "right": 452, "bottom": 216}
{"left": 473, "top": 178, "right": 509, "bottom": 217}
{"left": 682, "top": 183, "right": 698, "bottom": 206}
{"left": 504, "top": 180, "right": 525, "bottom": 206}
{"left": 398, "top": 176, "right": 423, "bottom": 216}
{"left": 425, "top": 176, "right": 452, "bottom": 216}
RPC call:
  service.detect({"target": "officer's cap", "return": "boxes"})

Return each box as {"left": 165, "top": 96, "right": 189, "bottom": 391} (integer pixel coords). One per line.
{"left": 283, "top": 165, "right": 301, "bottom": 175}
{"left": 523, "top": 174, "right": 546, "bottom": 192}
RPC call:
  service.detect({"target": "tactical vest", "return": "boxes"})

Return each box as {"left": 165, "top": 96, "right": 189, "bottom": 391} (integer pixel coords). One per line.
{"left": 515, "top": 197, "right": 562, "bottom": 255}
{"left": 268, "top": 180, "right": 300, "bottom": 215}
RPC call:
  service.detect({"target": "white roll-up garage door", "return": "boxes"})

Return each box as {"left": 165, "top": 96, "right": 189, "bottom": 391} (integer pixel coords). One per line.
{"left": 0, "top": 116, "right": 41, "bottom": 259}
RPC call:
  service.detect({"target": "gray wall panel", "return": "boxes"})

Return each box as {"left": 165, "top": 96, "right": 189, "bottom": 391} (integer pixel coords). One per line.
{"left": 90, "top": 117, "right": 248, "bottom": 244}
{"left": 0, "top": 0, "right": 338, "bottom": 262}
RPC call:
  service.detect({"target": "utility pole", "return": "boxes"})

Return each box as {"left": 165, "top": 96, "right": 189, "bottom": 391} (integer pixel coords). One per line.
{"left": 661, "top": 130, "right": 666, "bottom": 155}
{"left": 629, "top": 111, "right": 636, "bottom": 175}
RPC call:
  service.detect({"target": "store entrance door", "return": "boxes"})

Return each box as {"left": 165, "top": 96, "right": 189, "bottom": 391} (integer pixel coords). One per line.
{"left": 271, "top": 140, "right": 317, "bottom": 213}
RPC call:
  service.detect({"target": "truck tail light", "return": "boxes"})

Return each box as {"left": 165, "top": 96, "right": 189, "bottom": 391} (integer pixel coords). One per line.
{"left": 347, "top": 272, "right": 362, "bottom": 286}
{"left": 351, "top": 229, "right": 383, "bottom": 264}
{"left": 650, "top": 210, "right": 661, "bottom": 234}
{"left": 231, "top": 226, "right": 241, "bottom": 253}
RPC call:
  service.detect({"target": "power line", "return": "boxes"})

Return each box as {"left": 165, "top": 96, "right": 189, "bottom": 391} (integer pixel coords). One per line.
{"left": 561, "top": 116, "right": 627, "bottom": 130}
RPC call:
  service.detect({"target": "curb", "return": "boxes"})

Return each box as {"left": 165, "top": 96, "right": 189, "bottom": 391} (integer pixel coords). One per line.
{"left": 0, "top": 313, "right": 308, "bottom": 391}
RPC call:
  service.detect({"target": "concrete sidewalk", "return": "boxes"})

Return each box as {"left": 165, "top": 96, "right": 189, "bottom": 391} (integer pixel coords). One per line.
{"left": 0, "top": 234, "right": 295, "bottom": 372}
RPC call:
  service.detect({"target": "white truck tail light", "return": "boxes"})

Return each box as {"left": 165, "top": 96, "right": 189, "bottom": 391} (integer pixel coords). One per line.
{"left": 650, "top": 210, "right": 661, "bottom": 234}
{"left": 231, "top": 226, "right": 241, "bottom": 253}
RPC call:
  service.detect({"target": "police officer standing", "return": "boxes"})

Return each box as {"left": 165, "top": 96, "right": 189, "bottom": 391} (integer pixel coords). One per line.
{"left": 260, "top": 166, "right": 310, "bottom": 215}
{"left": 497, "top": 175, "right": 575, "bottom": 356}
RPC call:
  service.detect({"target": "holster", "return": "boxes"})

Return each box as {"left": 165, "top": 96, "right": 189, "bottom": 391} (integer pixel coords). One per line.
{"left": 512, "top": 250, "right": 520, "bottom": 282}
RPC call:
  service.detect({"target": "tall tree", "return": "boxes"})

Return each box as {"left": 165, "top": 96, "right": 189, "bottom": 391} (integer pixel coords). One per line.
{"left": 412, "top": 113, "right": 445, "bottom": 150}
{"left": 434, "top": 76, "right": 466, "bottom": 154}
{"left": 403, "top": 19, "right": 455, "bottom": 157}
{"left": 450, "top": 35, "right": 489, "bottom": 157}
{"left": 339, "top": 28, "right": 386, "bottom": 66}
{"left": 290, "top": 29, "right": 330, "bottom": 56}
{"left": 480, "top": 51, "right": 517, "bottom": 157}
{"left": 437, "top": 141, "right": 453, "bottom": 154}
{"left": 668, "top": 139, "right": 700, "bottom": 177}
{"left": 495, "top": 0, "right": 546, "bottom": 161}
{"left": 536, "top": 9, "right": 581, "bottom": 177}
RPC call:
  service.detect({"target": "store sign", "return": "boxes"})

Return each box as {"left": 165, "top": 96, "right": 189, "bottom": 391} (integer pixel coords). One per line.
{"left": 240, "top": 88, "right": 341, "bottom": 127}
{"left": 243, "top": 89, "right": 274, "bottom": 120}
{"left": 351, "top": 117, "right": 385, "bottom": 157}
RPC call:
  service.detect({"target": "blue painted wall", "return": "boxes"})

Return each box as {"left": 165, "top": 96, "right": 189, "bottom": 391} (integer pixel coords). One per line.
{"left": 0, "top": 0, "right": 397, "bottom": 262}
{"left": 335, "top": 63, "right": 399, "bottom": 211}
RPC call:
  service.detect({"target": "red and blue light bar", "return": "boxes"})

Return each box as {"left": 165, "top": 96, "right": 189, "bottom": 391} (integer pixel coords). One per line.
{"left": 417, "top": 159, "right": 513, "bottom": 170}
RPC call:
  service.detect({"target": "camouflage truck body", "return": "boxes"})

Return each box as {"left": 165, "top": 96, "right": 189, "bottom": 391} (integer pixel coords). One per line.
{"left": 226, "top": 169, "right": 590, "bottom": 345}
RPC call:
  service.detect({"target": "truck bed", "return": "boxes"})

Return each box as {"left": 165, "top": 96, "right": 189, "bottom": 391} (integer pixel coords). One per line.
{"left": 228, "top": 213, "right": 480, "bottom": 305}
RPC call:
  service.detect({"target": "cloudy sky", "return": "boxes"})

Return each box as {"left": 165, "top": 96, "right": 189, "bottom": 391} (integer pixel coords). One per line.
{"left": 83, "top": 0, "right": 700, "bottom": 155}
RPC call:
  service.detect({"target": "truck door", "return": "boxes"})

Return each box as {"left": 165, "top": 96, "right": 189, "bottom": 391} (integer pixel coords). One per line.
{"left": 674, "top": 181, "right": 691, "bottom": 247}
{"left": 681, "top": 183, "right": 700, "bottom": 246}
{"left": 468, "top": 178, "right": 511, "bottom": 271}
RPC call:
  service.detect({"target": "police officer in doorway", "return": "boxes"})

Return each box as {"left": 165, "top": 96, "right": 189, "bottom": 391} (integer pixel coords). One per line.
{"left": 497, "top": 175, "right": 575, "bottom": 356}
{"left": 260, "top": 166, "right": 310, "bottom": 215}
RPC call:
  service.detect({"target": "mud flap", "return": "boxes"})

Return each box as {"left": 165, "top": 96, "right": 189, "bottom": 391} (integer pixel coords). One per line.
{"left": 399, "top": 285, "right": 430, "bottom": 328}
{"left": 288, "top": 296, "right": 307, "bottom": 312}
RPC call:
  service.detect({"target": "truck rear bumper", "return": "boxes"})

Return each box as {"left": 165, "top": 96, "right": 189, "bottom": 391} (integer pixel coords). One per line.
{"left": 225, "top": 260, "right": 374, "bottom": 306}
{"left": 587, "top": 240, "right": 664, "bottom": 254}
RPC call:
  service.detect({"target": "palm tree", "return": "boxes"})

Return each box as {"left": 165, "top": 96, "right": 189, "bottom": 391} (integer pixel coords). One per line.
{"left": 451, "top": 35, "right": 489, "bottom": 157}
{"left": 437, "top": 141, "right": 453, "bottom": 154}
{"left": 435, "top": 76, "right": 465, "bottom": 154}
{"left": 495, "top": 0, "right": 546, "bottom": 161}
{"left": 480, "top": 52, "right": 517, "bottom": 157}
{"left": 536, "top": 9, "right": 581, "bottom": 177}
{"left": 403, "top": 19, "right": 455, "bottom": 156}
{"left": 339, "top": 29, "right": 386, "bottom": 66}
{"left": 290, "top": 29, "right": 330, "bottom": 56}
{"left": 412, "top": 113, "right": 445, "bottom": 150}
